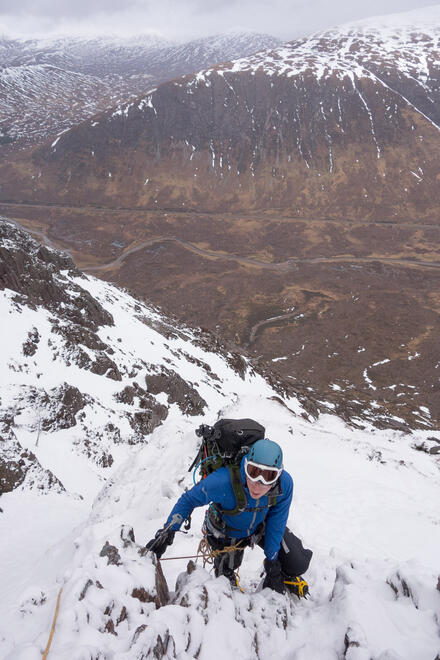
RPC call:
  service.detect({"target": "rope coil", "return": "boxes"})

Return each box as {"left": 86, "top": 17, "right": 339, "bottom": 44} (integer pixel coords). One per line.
{"left": 158, "top": 537, "right": 245, "bottom": 568}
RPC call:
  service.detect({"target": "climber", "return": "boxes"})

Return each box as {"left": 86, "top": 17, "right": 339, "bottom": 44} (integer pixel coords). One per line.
{"left": 145, "top": 438, "right": 312, "bottom": 595}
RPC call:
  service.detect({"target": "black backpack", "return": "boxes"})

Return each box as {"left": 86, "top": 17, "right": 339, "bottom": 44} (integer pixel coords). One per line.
{"left": 189, "top": 418, "right": 277, "bottom": 515}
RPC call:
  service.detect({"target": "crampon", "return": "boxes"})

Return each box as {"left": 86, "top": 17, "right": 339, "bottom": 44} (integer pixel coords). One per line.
{"left": 283, "top": 575, "right": 309, "bottom": 598}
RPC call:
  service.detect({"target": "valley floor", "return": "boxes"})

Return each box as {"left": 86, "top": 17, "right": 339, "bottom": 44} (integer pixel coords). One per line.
{"left": 3, "top": 208, "right": 440, "bottom": 431}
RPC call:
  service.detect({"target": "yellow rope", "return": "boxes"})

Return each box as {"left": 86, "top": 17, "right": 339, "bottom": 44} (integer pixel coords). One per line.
{"left": 196, "top": 538, "right": 246, "bottom": 591}
{"left": 197, "top": 537, "right": 245, "bottom": 567}
{"left": 42, "top": 587, "right": 63, "bottom": 660}
{"left": 234, "top": 568, "right": 245, "bottom": 593}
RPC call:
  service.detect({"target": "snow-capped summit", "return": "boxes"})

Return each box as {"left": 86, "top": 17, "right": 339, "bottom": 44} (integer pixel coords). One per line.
{"left": 224, "top": 6, "right": 440, "bottom": 94}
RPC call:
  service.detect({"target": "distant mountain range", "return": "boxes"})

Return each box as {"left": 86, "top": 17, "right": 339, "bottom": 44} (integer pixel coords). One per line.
{"left": 0, "top": 31, "right": 281, "bottom": 148}
{"left": 3, "top": 7, "right": 440, "bottom": 219}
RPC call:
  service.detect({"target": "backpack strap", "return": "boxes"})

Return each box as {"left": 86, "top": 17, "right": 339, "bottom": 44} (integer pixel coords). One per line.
{"left": 218, "top": 465, "right": 247, "bottom": 516}
{"left": 267, "top": 491, "right": 278, "bottom": 507}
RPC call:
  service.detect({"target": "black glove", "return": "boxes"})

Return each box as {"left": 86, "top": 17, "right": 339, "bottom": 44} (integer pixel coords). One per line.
{"left": 145, "top": 527, "right": 175, "bottom": 559}
{"left": 263, "top": 558, "right": 286, "bottom": 594}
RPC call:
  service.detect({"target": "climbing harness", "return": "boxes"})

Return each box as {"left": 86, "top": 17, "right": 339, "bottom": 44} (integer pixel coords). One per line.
{"left": 42, "top": 587, "right": 63, "bottom": 659}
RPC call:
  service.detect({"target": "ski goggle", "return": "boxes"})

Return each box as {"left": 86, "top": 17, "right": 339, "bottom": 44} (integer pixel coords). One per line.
{"left": 244, "top": 459, "right": 282, "bottom": 486}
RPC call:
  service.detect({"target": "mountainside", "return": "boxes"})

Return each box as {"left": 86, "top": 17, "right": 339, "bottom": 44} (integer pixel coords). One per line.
{"left": 3, "top": 7, "right": 440, "bottom": 219}
{"left": 1, "top": 216, "right": 306, "bottom": 496}
{"left": 0, "top": 64, "right": 114, "bottom": 148}
{"left": 0, "top": 219, "right": 439, "bottom": 659}
{"left": 1, "top": 8, "right": 439, "bottom": 433}
{"left": 0, "top": 31, "right": 281, "bottom": 149}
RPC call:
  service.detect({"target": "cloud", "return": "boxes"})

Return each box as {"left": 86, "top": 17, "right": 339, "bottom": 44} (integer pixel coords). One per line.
{"left": 0, "top": 0, "right": 438, "bottom": 41}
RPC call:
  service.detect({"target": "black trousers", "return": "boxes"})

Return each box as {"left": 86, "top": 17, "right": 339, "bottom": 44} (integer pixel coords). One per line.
{"left": 208, "top": 526, "right": 312, "bottom": 578}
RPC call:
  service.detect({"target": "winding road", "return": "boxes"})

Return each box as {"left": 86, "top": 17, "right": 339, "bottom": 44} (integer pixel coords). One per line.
{"left": 85, "top": 236, "right": 440, "bottom": 273}
{"left": 5, "top": 214, "right": 440, "bottom": 347}
{"left": 4, "top": 216, "right": 440, "bottom": 274}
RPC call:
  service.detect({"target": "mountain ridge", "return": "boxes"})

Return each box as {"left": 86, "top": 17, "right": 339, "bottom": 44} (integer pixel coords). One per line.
{"left": 0, "top": 31, "right": 281, "bottom": 149}
{"left": 1, "top": 8, "right": 439, "bottom": 455}
{"left": 2, "top": 6, "right": 438, "bottom": 220}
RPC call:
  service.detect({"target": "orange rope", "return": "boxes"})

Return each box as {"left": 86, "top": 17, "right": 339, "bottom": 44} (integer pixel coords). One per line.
{"left": 159, "top": 554, "right": 200, "bottom": 561}
{"left": 42, "top": 587, "right": 63, "bottom": 660}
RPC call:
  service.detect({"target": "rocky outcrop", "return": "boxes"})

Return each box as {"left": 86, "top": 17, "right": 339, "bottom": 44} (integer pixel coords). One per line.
{"left": 0, "top": 423, "right": 65, "bottom": 495}
{"left": 0, "top": 220, "right": 113, "bottom": 331}
{"left": 146, "top": 367, "right": 207, "bottom": 416}
{"left": 115, "top": 383, "right": 169, "bottom": 441}
{"left": 22, "top": 327, "right": 40, "bottom": 357}
{"left": 39, "top": 383, "right": 89, "bottom": 431}
{"left": 127, "top": 408, "right": 169, "bottom": 441}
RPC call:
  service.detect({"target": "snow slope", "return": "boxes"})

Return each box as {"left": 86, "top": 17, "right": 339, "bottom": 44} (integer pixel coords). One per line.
{"left": 0, "top": 219, "right": 439, "bottom": 658}
{"left": 2, "top": 401, "right": 439, "bottom": 659}
{"left": 224, "top": 5, "right": 440, "bottom": 85}
{"left": 0, "top": 31, "right": 280, "bottom": 148}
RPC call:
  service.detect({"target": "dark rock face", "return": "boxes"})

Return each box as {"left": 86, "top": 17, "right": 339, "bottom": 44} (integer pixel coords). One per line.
{"left": 100, "top": 541, "right": 122, "bottom": 566}
{"left": 146, "top": 367, "right": 207, "bottom": 416}
{"left": 89, "top": 353, "right": 122, "bottom": 381}
{"left": 131, "top": 559, "right": 169, "bottom": 609}
{"left": 22, "top": 327, "right": 40, "bottom": 357}
{"left": 0, "top": 441, "right": 28, "bottom": 494}
{"left": 40, "top": 383, "right": 88, "bottom": 431}
{"left": 115, "top": 382, "right": 166, "bottom": 412}
{"left": 127, "top": 408, "right": 169, "bottom": 440}
{"left": 5, "top": 24, "right": 440, "bottom": 220}
{"left": 0, "top": 424, "right": 65, "bottom": 495}
{"left": 51, "top": 322, "right": 109, "bottom": 353}
{"left": 115, "top": 383, "right": 169, "bottom": 440}
{"left": 0, "top": 220, "right": 113, "bottom": 331}
{"left": 51, "top": 320, "right": 122, "bottom": 380}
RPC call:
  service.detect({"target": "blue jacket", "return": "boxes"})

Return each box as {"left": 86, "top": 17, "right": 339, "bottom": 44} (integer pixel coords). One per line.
{"left": 166, "top": 457, "right": 293, "bottom": 559}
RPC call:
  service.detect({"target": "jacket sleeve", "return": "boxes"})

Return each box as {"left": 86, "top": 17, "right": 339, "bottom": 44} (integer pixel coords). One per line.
{"left": 165, "top": 468, "right": 233, "bottom": 530}
{"left": 263, "top": 473, "right": 293, "bottom": 560}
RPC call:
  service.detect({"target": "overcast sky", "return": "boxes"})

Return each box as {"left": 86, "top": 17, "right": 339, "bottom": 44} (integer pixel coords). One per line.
{"left": 0, "top": 0, "right": 438, "bottom": 41}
